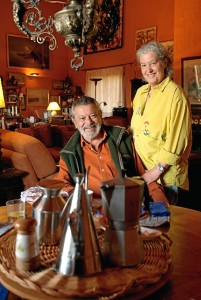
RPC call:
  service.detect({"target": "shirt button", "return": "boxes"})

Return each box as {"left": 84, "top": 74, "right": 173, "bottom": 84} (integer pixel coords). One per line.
{"left": 101, "top": 169, "right": 104, "bottom": 172}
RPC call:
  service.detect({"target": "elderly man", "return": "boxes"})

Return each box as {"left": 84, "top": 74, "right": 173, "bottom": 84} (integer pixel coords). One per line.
{"left": 56, "top": 96, "right": 167, "bottom": 202}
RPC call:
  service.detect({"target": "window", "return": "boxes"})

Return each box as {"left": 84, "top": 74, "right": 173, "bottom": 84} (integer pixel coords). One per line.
{"left": 85, "top": 66, "right": 124, "bottom": 117}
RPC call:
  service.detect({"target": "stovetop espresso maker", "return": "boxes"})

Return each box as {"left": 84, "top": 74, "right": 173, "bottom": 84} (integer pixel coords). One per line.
{"left": 100, "top": 176, "right": 145, "bottom": 267}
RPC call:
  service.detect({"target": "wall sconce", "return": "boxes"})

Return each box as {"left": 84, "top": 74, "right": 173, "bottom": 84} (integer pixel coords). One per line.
{"left": 47, "top": 101, "right": 61, "bottom": 117}
{"left": 12, "top": 0, "right": 98, "bottom": 71}
{"left": 29, "top": 73, "right": 39, "bottom": 79}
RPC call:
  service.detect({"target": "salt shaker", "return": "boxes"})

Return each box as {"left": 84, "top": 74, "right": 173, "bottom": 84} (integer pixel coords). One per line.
{"left": 14, "top": 217, "right": 40, "bottom": 271}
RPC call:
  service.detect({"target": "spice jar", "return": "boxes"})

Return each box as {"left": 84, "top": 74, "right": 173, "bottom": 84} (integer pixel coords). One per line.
{"left": 14, "top": 217, "right": 40, "bottom": 271}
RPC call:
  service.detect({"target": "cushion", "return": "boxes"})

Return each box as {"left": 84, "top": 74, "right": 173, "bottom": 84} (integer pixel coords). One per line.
{"left": 34, "top": 123, "right": 53, "bottom": 147}
{"left": 51, "top": 125, "right": 76, "bottom": 147}
{"left": 48, "top": 147, "right": 61, "bottom": 163}
{"left": 17, "top": 127, "right": 35, "bottom": 137}
{"left": 58, "top": 125, "right": 77, "bottom": 146}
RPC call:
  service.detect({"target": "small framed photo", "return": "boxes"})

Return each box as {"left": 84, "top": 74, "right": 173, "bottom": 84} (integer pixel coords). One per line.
{"left": 49, "top": 95, "right": 61, "bottom": 104}
{"left": 8, "top": 94, "right": 17, "bottom": 102}
{"left": 52, "top": 80, "right": 64, "bottom": 90}
{"left": 8, "top": 72, "right": 26, "bottom": 85}
{"left": 181, "top": 56, "right": 201, "bottom": 105}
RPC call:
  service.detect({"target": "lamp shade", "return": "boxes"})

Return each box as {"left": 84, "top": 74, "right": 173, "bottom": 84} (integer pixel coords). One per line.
{"left": 47, "top": 102, "right": 61, "bottom": 111}
{"left": 47, "top": 101, "right": 61, "bottom": 117}
{"left": 0, "top": 78, "right": 5, "bottom": 108}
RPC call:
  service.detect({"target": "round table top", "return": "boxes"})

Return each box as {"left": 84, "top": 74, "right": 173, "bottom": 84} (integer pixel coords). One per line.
{"left": 0, "top": 204, "right": 201, "bottom": 300}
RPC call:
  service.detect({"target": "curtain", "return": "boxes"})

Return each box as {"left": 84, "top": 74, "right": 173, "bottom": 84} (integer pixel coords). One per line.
{"left": 85, "top": 66, "right": 124, "bottom": 117}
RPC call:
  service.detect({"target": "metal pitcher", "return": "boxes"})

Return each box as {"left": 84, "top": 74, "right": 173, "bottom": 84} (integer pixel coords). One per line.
{"left": 54, "top": 174, "right": 103, "bottom": 276}
{"left": 32, "top": 186, "right": 71, "bottom": 245}
{"left": 100, "top": 176, "right": 145, "bottom": 267}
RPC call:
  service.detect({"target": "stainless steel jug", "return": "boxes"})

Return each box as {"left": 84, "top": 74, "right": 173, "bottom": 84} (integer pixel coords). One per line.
{"left": 100, "top": 176, "right": 144, "bottom": 267}
{"left": 54, "top": 174, "right": 103, "bottom": 276}
{"left": 32, "top": 186, "right": 70, "bottom": 245}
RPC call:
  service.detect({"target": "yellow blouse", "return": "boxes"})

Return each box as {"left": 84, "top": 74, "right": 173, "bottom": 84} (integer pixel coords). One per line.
{"left": 131, "top": 76, "right": 192, "bottom": 190}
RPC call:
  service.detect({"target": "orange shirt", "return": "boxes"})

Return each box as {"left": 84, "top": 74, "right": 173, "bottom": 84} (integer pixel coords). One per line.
{"left": 55, "top": 133, "right": 119, "bottom": 198}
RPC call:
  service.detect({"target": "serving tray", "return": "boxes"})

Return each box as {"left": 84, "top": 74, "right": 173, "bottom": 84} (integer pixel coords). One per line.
{"left": 0, "top": 229, "right": 172, "bottom": 300}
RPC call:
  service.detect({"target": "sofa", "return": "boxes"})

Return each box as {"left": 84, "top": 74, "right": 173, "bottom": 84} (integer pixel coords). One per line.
{"left": 16, "top": 123, "right": 77, "bottom": 163}
{"left": 0, "top": 128, "right": 60, "bottom": 190}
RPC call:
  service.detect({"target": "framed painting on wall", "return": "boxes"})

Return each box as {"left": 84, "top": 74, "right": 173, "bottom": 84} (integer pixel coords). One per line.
{"left": 7, "top": 34, "right": 50, "bottom": 69}
{"left": 8, "top": 72, "right": 26, "bottom": 85}
{"left": 52, "top": 81, "right": 64, "bottom": 90}
{"left": 49, "top": 95, "right": 61, "bottom": 104}
{"left": 84, "top": 0, "right": 123, "bottom": 54}
{"left": 181, "top": 56, "right": 201, "bottom": 105}
{"left": 27, "top": 88, "right": 49, "bottom": 107}
{"left": 136, "top": 26, "right": 157, "bottom": 51}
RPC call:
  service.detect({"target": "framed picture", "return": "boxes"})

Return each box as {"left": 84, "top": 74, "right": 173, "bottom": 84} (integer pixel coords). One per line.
{"left": 181, "top": 56, "right": 201, "bottom": 104}
{"left": 8, "top": 72, "right": 26, "bottom": 85}
{"left": 161, "top": 40, "right": 174, "bottom": 63}
{"left": 20, "top": 93, "right": 26, "bottom": 110}
{"left": 49, "top": 95, "right": 61, "bottom": 104}
{"left": 136, "top": 26, "right": 157, "bottom": 51}
{"left": 7, "top": 34, "right": 50, "bottom": 69}
{"left": 84, "top": 0, "right": 123, "bottom": 54}
{"left": 27, "top": 88, "right": 49, "bottom": 107}
{"left": 52, "top": 80, "right": 64, "bottom": 90}
{"left": 8, "top": 94, "right": 17, "bottom": 102}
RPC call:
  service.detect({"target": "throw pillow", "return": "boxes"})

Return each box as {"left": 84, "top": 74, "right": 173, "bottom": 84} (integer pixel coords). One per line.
{"left": 34, "top": 123, "right": 53, "bottom": 147}
{"left": 17, "top": 127, "right": 35, "bottom": 137}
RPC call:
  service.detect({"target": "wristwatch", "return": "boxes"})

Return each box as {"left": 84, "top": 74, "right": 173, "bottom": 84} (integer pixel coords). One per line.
{"left": 157, "top": 163, "right": 165, "bottom": 173}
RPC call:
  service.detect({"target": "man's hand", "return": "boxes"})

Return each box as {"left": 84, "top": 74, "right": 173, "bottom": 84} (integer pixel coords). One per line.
{"left": 141, "top": 166, "right": 163, "bottom": 184}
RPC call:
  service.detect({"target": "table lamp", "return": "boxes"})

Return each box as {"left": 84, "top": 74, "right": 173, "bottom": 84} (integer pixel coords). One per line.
{"left": 47, "top": 101, "right": 61, "bottom": 117}
{"left": 0, "top": 77, "right": 5, "bottom": 172}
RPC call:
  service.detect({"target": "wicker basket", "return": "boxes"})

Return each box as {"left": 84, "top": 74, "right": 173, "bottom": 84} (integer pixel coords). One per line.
{"left": 0, "top": 229, "right": 172, "bottom": 300}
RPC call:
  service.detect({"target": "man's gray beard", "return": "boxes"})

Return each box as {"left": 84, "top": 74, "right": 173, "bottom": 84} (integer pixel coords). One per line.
{"left": 79, "top": 124, "right": 102, "bottom": 141}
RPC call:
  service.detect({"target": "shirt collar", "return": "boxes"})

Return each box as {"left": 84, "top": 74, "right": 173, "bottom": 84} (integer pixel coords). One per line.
{"left": 142, "top": 76, "right": 171, "bottom": 94}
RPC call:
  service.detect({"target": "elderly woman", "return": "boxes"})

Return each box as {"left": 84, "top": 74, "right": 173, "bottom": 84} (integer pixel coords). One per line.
{"left": 131, "top": 41, "right": 192, "bottom": 204}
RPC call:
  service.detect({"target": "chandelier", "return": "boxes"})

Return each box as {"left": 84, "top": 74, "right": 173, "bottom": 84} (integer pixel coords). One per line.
{"left": 11, "top": 0, "right": 99, "bottom": 71}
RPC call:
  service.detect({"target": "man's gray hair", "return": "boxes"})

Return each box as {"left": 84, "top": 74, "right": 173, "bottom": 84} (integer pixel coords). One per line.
{"left": 70, "top": 96, "right": 102, "bottom": 118}
{"left": 136, "top": 41, "right": 173, "bottom": 77}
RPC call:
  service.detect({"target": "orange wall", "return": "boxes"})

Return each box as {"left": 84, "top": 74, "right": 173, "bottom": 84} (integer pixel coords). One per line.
{"left": 174, "top": 0, "right": 201, "bottom": 83}
{"left": 0, "top": 0, "right": 175, "bottom": 119}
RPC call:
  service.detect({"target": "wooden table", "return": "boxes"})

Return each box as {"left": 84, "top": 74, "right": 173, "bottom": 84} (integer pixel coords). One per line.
{"left": 0, "top": 205, "right": 201, "bottom": 300}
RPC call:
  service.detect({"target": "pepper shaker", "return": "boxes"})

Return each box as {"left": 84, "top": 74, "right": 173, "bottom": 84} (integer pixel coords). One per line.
{"left": 14, "top": 217, "right": 40, "bottom": 271}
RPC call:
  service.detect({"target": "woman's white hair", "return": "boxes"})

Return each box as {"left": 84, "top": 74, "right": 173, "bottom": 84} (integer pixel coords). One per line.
{"left": 136, "top": 41, "right": 173, "bottom": 77}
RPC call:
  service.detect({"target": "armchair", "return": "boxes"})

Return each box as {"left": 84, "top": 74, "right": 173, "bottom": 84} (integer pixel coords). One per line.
{"left": 0, "top": 129, "right": 58, "bottom": 190}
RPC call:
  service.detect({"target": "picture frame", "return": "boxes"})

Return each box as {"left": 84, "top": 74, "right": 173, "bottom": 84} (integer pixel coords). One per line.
{"left": 160, "top": 40, "right": 174, "bottom": 64}
{"left": 52, "top": 80, "right": 64, "bottom": 90}
{"left": 181, "top": 56, "right": 201, "bottom": 105}
{"left": 20, "top": 93, "right": 26, "bottom": 110}
{"left": 7, "top": 34, "right": 50, "bottom": 69}
{"left": 49, "top": 95, "right": 61, "bottom": 104}
{"left": 84, "top": 0, "right": 123, "bottom": 54}
{"left": 136, "top": 26, "right": 157, "bottom": 51}
{"left": 8, "top": 72, "right": 26, "bottom": 85}
{"left": 8, "top": 94, "right": 17, "bottom": 102}
{"left": 27, "top": 88, "right": 49, "bottom": 107}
